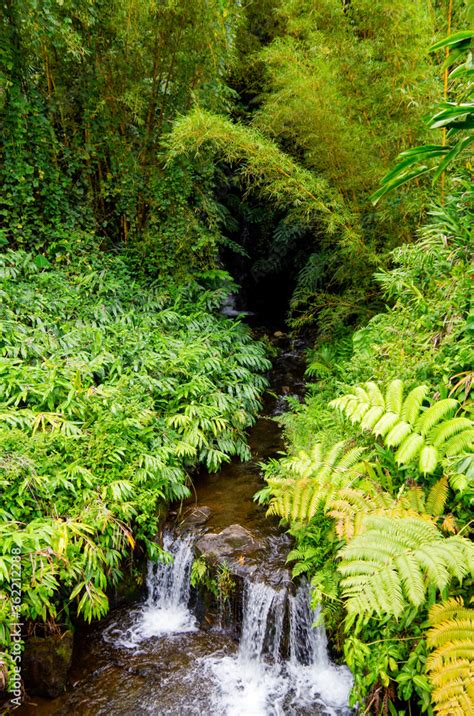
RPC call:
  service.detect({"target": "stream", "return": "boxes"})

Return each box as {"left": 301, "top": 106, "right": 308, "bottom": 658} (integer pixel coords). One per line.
{"left": 18, "top": 332, "right": 353, "bottom": 716}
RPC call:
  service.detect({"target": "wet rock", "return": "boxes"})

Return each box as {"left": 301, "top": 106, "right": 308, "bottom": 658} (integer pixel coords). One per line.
{"left": 195, "top": 524, "right": 264, "bottom": 579}
{"left": 179, "top": 505, "right": 212, "bottom": 529}
{"left": 110, "top": 560, "right": 147, "bottom": 609}
{"left": 273, "top": 330, "right": 285, "bottom": 338}
{"left": 23, "top": 632, "right": 73, "bottom": 698}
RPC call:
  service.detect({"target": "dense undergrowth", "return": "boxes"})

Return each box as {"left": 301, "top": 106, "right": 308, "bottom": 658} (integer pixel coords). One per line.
{"left": 258, "top": 185, "right": 473, "bottom": 716}
{"left": 1, "top": 1, "right": 473, "bottom": 712}
{"left": 0, "top": 244, "right": 269, "bottom": 683}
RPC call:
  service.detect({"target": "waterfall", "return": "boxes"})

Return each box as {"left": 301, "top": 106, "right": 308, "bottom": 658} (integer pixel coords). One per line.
{"left": 289, "top": 582, "right": 329, "bottom": 666}
{"left": 103, "top": 532, "right": 197, "bottom": 649}
{"left": 240, "top": 582, "right": 286, "bottom": 662}
{"left": 103, "top": 533, "right": 352, "bottom": 714}
{"left": 207, "top": 579, "right": 353, "bottom": 716}
{"left": 286, "top": 583, "right": 353, "bottom": 713}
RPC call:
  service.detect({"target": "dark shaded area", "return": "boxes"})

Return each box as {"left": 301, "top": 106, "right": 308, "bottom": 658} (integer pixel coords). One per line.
{"left": 217, "top": 189, "right": 314, "bottom": 328}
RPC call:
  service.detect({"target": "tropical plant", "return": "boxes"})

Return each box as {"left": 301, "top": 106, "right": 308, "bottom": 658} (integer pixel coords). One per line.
{"left": 372, "top": 30, "right": 474, "bottom": 203}
{"left": 426, "top": 597, "right": 474, "bottom": 716}
{"left": 0, "top": 0, "right": 240, "bottom": 259}
{"left": 0, "top": 243, "right": 270, "bottom": 684}
{"left": 261, "top": 442, "right": 366, "bottom": 522}
{"left": 338, "top": 515, "right": 473, "bottom": 620}
{"left": 331, "top": 380, "right": 474, "bottom": 475}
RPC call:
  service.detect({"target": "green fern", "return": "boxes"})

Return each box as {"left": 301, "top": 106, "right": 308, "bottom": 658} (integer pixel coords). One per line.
{"left": 426, "top": 475, "right": 450, "bottom": 517}
{"left": 326, "top": 480, "right": 444, "bottom": 541}
{"left": 327, "top": 485, "right": 394, "bottom": 540}
{"left": 265, "top": 442, "right": 366, "bottom": 523}
{"left": 427, "top": 598, "right": 474, "bottom": 716}
{"left": 338, "top": 515, "right": 474, "bottom": 618}
{"left": 330, "top": 380, "right": 473, "bottom": 475}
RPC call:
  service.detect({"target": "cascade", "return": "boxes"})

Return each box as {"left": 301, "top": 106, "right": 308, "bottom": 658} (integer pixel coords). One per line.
{"left": 103, "top": 532, "right": 196, "bottom": 649}
{"left": 207, "top": 578, "right": 352, "bottom": 716}
{"left": 103, "top": 531, "right": 352, "bottom": 713}
{"left": 16, "top": 340, "right": 353, "bottom": 716}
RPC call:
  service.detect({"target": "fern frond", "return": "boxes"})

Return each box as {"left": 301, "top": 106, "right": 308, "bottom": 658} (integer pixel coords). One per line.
{"left": 320, "top": 441, "right": 346, "bottom": 473}
{"left": 427, "top": 598, "right": 474, "bottom": 716}
{"left": 365, "top": 381, "right": 385, "bottom": 408}
{"left": 426, "top": 476, "right": 449, "bottom": 516}
{"left": 336, "top": 446, "right": 366, "bottom": 470}
{"left": 332, "top": 380, "right": 473, "bottom": 474}
{"left": 429, "top": 598, "right": 471, "bottom": 625}
{"left": 385, "top": 379, "right": 404, "bottom": 415}
{"left": 266, "top": 442, "right": 365, "bottom": 523}
{"left": 338, "top": 516, "right": 474, "bottom": 618}
{"left": 400, "top": 486, "right": 426, "bottom": 512}
{"left": 373, "top": 411, "right": 399, "bottom": 437}
{"left": 309, "top": 443, "right": 322, "bottom": 469}
{"left": 385, "top": 420, "right": 412, "bottom": 447}
{"left": 395, "top": 432, "right": 424, "bottom": 465}
{"left": 361, "top": 405, "right": 385, "bottom": 430}
{"left": 327, "top": 486, "right": 393, "bottom": 540}
{"left": 401, "top": 385, "right": 429, "bottom": 425}
{"left": 416, "top": 399, "right": 457, "bottom": 436}
{"left": 419, "top": 444, "right": 439, "bottom": 474}
{"left": 443, "top": 428, "right": 474, "bottom": 457}
{"left": 430, "top": 418, "right": 473, "bottom": 447}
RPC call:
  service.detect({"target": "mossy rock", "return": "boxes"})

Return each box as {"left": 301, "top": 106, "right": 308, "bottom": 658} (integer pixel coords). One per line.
{"left": 23, "top": 632, "right": 73, "bottom": 698}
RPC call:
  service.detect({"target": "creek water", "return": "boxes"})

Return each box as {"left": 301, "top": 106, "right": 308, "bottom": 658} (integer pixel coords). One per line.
{"left": 18, "top": 333, "right": 353, "bottom": 716}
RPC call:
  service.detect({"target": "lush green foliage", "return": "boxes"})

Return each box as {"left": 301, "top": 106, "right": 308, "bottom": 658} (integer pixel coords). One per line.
{"left": 259, "top": 183, "right": 473, "bottom": 714}
{"left": 258, "top": 28, "right": 473, "bottom": 705}
{"left": 372, "top": 31, "right": 474, "bottom": 203}
{"left": 0, "top": 0, "right": 240, "bottom": 266}
{"left": 427, "top": 598, "right": 474, "bottom": 716}
{"left": 169, "top": 0, "right": 468, "bottom": 334}
{"left": 331, "top": 380, "right": 474, "bottom": 475}
{"left": 1, "top": 1, "right": 473, "bottom": 712}
{"left": 0, "top": 244, "right": 269, "bottom": 681}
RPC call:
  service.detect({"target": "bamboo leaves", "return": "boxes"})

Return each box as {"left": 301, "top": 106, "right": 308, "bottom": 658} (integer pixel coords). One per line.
{"left": 372, "top": 30, "right": 474, "bottom": 203}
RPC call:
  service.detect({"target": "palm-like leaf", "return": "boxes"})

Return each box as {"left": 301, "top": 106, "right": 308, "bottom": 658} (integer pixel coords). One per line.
{"left": 427, "top": 598, "right": 474, "bottom": 716}
{"left": 338, "top": 515, "right": 473, "bottom": 618}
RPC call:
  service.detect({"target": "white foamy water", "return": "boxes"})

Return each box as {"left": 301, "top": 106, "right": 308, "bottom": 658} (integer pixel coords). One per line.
{"left": 103, "top": 532, "right": 196, "bottom": 649}
{"left": 102, "top": 533, "right": 352, "bottom": 714}
{"left": 206, "top": 581, "right": 353, "bottom": 716}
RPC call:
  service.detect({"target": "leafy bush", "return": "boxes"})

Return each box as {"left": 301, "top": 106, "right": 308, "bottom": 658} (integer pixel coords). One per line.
{"left": 427, "top": 598, "right": 474, "bottom": 716}
{"left": 259, "top": 187, "right": 473, "bottom": 713}
{"left": 0, "top": 245, "right": 270, "bottom": 679}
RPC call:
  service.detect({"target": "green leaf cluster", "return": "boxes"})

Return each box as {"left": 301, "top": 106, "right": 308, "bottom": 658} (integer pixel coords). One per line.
{"left": 0, "top": 243, "right": 269, "bottom": 673}
{"left": 260, "top": 185, "right": 473, "bottom": 713}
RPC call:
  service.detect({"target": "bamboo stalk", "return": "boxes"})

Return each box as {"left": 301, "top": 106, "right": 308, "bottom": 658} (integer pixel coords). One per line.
{"left": 441, "top": 0, "right": 453, "bottom": 203}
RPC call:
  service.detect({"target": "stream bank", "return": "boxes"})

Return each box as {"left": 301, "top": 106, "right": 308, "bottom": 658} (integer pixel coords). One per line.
{"left": 17, "top": 331, "right": 353, "bottom": 716}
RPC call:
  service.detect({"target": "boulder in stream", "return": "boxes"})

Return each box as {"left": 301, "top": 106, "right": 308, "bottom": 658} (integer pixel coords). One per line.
{"left": 179, "top": 505, "right": 212, "bottom": 529}
{"left": 195, "top": 524, "right": 264, "bottom": 579}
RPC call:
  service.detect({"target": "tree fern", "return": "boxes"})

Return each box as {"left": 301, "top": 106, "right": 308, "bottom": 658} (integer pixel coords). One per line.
{"left": 338, "top": 515, "right": 473, "bottom": 618}
{"left": 331, "top": 380, "right": 473, "bottom": 475}
{"left": 327, "top": 482, "right": 442, "bottom": 541}
{"left": 427, "top": 598, "right": 474, "bottom": 716}
{"left": 265, "top": 442, "right": 366, "bottom": 523}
